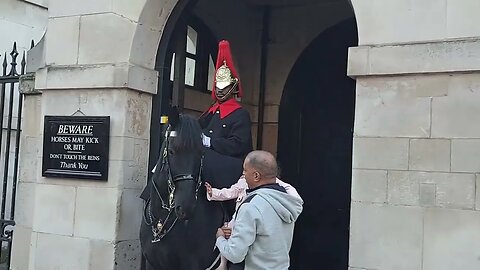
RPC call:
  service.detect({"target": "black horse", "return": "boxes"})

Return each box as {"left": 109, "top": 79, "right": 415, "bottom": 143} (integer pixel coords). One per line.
{"left": 140, "top": 109, "right": 224, "bottom": 270}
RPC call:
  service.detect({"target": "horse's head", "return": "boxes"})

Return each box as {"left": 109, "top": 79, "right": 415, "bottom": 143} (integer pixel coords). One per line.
{"left": 162, "top": 107, "right": 204, "bottom": 220}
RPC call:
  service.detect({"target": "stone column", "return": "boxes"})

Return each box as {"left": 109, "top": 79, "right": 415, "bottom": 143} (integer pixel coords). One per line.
{"left": 11, "top": 0, "right": 161, "bottom": 269}
{"left": 349, "top": 1, "right": 480, "bottom": 270}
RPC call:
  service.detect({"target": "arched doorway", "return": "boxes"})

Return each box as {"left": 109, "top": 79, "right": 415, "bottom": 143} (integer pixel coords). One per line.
{"left": 278, "top": 17, "right": 358, "bottom": 269}
{"left": 147, "top": 1, "right": 358, "bottom": 269}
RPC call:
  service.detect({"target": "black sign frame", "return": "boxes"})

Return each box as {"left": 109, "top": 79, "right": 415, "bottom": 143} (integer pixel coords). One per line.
{"left": 42, "top": 116, "right": 110, "bottom": 181}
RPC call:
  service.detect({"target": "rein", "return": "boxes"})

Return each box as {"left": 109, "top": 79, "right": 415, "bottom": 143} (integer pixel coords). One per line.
{"left": 143, "top": 125, "right": 204, "bottom": 243}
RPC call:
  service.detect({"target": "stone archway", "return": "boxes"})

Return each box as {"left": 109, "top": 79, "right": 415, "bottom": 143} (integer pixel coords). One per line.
{"left": 133, "top": 1, "right": 361, "bottom": 270}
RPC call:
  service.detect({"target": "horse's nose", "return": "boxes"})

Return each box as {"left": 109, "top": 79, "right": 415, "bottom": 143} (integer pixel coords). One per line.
{"left": 175, "top": 206, "right": 187, "bottom": 219}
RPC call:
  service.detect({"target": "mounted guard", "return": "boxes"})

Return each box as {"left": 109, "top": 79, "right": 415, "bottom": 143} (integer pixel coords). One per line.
{"left": 199, "top": 40, "right": 253, "bottom": 216}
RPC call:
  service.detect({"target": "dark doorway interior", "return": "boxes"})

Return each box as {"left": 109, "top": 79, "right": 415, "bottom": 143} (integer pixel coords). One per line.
{"left": 278, "top": 17, "right": 358, "bottom": 270}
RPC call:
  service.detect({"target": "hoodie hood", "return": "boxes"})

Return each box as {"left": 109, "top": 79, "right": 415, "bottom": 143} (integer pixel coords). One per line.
{"left": 250, "top": 185, "right": 303, "bottom": 223}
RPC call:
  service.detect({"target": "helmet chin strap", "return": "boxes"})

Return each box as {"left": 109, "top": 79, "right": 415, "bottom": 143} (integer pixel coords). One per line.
{"left": 216, "top": 80, "right": 239, "bottom": 102}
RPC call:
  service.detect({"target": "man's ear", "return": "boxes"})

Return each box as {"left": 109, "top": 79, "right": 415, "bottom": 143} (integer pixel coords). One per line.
{"left": 253, "top": 171, "right": 261, "bottom": 181}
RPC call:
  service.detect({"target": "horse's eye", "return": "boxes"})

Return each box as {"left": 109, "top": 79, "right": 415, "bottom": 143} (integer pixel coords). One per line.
{"left": 168, "top": 149, "right": 175, "bottom": 155}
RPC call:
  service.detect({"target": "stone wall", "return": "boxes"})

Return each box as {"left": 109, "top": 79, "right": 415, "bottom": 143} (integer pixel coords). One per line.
{"left": 12, "top": 0, "right": 155, "bottom": 269}
{"left": 348, "top": 1, "right": 480, "bottom": 267}
{"left": 10, "top": 0, "right": 480, "bottom": 269}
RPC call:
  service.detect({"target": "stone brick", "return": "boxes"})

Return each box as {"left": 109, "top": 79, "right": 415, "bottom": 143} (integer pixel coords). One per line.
{"left": 414, "top": 74, "right": 449, "bottom": 98}
{"left": 35, "top": 234, "right": 90, "bottom": 270}
{"left": 446, "top": 0, "right": 480, "bottom": 39}
{"left": 15, "top": 182, "right": 36, "bottom": 227}
{"left": 351, "top": 169, "right": 387, "bottom": 203}
{"left": 262, "top": 124, "right": 278, "bottom": 156}
{"left": 43, "top": 64, "right": 129, "bottom": 90}
{"left": 11, "top": 226, "right": 35, "bottom": 270}
{"left": 19, "top": 152, "right": 38, "bottom": 183}
{"left": 33, "top": 184, "right": 76, "bottom": 235}
{"left": 419, "top": 183, "right": 436, "bottom": 207}
{"left": 355, "top": 78, "right": 430, "bottom": 137}
{"left": 368, "top": 42, "right": 448, "bottom": 75}
{"left": 46, "top": 16, "right": 79, "bottom": 65}
{"left": 452, "top": 140, "right": 480, "bottom": 173}
{"left": 352, "top": 0, "right": 446, "bottom": 45}
{"left": 129, "top": 24, "right": 161, "bottom": 69}
{"left": 124, "top": 91, "right": 152, "bottom": 139}
{"left": 78, "top": 13, "right": 136, "bottom": 64}
{"left": 349, "top": 202, "right": 423, "bottom": 270}
{"left": 114, "top": 240, "right": 141, "bottom": 269}
{"left": 113, "top": 0, "right": 144, "bottom": 22}
{"left": 347, "top": 46, "right": 369, "bottom": 77}
{"left": 263, "top": 105, "right": 279, "bottom": 123}
{"left": 89, "top": 240, "right": 115, "bottom": 270}
{"left": 127, "top": 65, "right": 159, "bottom": 94}
{"left": 117, "top": 189, "right": 143, "bottom": 241}
{"left": 184, "top": 89, "right": 212, "bottom": 112}
{"left": 74, "top": 187, "right": 119, "bottom": 241}
{"left": 353, "top": 137, "right": 409, "bottom": 170}
{"left": 409, "top": 139, "right": 450, "bottom": 172}
{"left": 41, "top": 89, "right": 151, "bottom": 139}
{"left": 136, "top": 0, "right": 177, "bottom": 30}
{"left": 388, "top": 171, "right": 419, "bottom": 206}
{"left": 432, "top": 95, "right": 480, "bottom": 138}
{"left": 108, "top": 160, "right": 145, "bottom": 189}
{"left": 49, "top": 0, "right": 112, "bottom": 17}
{"left": 388, "top": 171, "right": 475, "bottom": 209}
{"left": 350, "top": 40, "right": 480, "bottom": 77}
{"left": 423, "top": 208, "right": 480, "bottom": 270}
{"left": 109, "top": 136, "right": 135, "bottom": 161}
{"left": 129, "top": 139, "right": 149, "bottom": 186}
{"left": 22, "top": 95, "right": 42, "bottom": 136}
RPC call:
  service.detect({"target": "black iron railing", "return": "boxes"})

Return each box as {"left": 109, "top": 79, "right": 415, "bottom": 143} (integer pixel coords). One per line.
{"left": 0, "top": 41, "right": 29, "bottom": 269}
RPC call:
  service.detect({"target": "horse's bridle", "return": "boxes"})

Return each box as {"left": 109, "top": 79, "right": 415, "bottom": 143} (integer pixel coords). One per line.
{"left": 144, "top": 125, "right": 204, "bottom": 243}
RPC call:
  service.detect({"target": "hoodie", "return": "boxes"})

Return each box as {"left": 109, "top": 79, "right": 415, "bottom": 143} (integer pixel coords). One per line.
{"left": 216, "top": 184, "right": 304, "bottom": 270}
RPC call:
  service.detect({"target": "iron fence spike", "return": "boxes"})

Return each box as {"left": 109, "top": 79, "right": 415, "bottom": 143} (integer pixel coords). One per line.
{"left": 2, "top": 54, "right": 7, "bottom": 76}
{"left": 21, "top": 51, "right": 26, "bottom": 75}
{"left": 9, "top": 42, "right": 19, "bottom": 76}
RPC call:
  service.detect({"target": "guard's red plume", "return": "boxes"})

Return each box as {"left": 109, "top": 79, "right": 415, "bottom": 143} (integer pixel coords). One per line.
{"left": 212, "top": 40, "right": 242, "bottom": 98}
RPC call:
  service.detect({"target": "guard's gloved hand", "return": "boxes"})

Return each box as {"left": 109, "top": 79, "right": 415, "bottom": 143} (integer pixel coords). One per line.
{"left": 202, "top": 133, "right": 211, "bottom": 147}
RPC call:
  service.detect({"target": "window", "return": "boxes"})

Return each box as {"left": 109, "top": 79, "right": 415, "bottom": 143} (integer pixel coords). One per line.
{"left": 169, "top": 18, "right": 217, "bottom": 92}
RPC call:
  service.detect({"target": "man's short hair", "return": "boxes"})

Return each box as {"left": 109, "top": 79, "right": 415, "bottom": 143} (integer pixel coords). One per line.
{"left": 245, "top": 151, "right": 278, "bottom": 179}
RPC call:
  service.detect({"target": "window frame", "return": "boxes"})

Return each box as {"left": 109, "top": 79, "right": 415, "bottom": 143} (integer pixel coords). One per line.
{"left": 170, "top": 14, "right": 217, "bottom": 93}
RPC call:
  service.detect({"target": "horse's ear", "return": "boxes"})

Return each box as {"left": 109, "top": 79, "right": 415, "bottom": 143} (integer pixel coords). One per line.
{"left": 168, "top": 106, "right": 180, "bottom": 128}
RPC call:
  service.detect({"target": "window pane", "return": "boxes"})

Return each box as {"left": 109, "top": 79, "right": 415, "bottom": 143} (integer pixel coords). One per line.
{"left": 207, "top": 55, "right": 215, "bottom": 92}
{"left": 186, "top": 26, "right": 198, "bottom": 55}
{"left": 185, "top": 57, "right": 196, "bottom": 87}
{"left": 170, "top": 53, "right": 175, "bottom": 81}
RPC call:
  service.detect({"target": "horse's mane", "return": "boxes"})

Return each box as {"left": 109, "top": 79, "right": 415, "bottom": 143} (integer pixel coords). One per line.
{"left": 170, "top": 114, "right": 203, "bottom": 153}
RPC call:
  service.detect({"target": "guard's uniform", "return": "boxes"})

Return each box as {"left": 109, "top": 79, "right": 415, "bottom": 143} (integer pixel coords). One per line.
{"left": 200, "top": 100, "right": 252, "bottom": 189}
{"left": 200, "top": 40, "right": 253, "bottom": 215}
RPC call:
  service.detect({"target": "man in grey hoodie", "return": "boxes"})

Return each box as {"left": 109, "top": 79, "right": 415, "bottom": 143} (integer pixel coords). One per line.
{"left": 215, "top": 150, "right": 304, "bottom": 270}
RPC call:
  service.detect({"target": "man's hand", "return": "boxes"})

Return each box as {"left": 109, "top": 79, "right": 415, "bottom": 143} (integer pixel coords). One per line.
{"left": 216, "top": 223, "right": 232, "bottom": 239}
{"left": 216, "top": 228, "right": 225, "bottom": 239}
{"left": 205, "top": 182, "right": 213, "bottom": 197}
{"left": 222, "top": 223, "right": 232, "bottom": 239}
